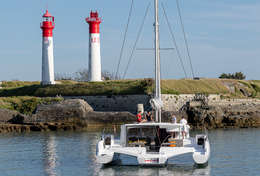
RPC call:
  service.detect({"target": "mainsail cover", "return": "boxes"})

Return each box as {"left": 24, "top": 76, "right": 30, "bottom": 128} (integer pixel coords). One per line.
{"left": 150, "top": 98, "right": 163, "bottom": 110}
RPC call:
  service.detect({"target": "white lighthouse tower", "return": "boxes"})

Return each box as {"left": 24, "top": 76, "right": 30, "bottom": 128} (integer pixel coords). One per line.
{"left": 86, "top": 11, "right": 102, "bottom": 82}
{"left": 40, "top": 10, "right": 55, "bottom": 85}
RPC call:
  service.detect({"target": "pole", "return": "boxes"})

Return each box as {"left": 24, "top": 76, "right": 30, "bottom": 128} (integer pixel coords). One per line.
{"left": 154, "top": 0, "right": 161, "bottom": 122}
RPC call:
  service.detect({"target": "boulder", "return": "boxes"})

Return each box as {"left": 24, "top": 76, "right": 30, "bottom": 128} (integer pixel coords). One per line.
{"left": 8, "top": 114, "right": 25, "bottom": 124}
{"left": 0, "top": 109, "right": 19, "bottom": 122}
{"left": 31, "top": 99, "right": 137, "bottom": 125}
{"left": 33, "top": 99, "right": 93, "bottom": 122}
{"left": 186, "top": 103, "right": 260, "bottom": 129}
{"left": 0, "top": 109, "right": 27, "bottom": 124}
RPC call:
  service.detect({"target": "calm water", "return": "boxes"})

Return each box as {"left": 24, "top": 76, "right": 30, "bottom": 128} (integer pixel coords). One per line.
{"left": 0, "top": 129, "right": 259, "bottom": 176}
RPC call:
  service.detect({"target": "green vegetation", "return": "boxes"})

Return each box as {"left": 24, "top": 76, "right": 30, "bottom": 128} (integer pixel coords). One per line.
{"left": 0, "top": 96, "right": 63, "bottom": 115}
{"left": 0, "top": 79, "right": 259, "bottom": 99}
{"left": 1, "top": 78, "right": 259, "bottom": 115}
{"left": 0, "top": 79, "right": 153, "bottom": 97}
{"left": 219, "top": 72, "right": 246, "bottom": 80}
{"left": 1, "top": 81, "right": 40, "bottom": 88}
{"left": 161, "top": 79, "right": 229, "bottom": 95}
{"left": 249, "top": 80, "right": 260, "bottom": 98}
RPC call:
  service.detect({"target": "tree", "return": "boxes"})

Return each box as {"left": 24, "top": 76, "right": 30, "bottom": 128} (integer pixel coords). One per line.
{"left": 219, "top": 72, "right": 246, "bottom": 80}
{"left": 219, "top": 73, "right": 228, "bottom": 79}
{"left": 55, "top": 73, "right": 75, "bottom": 81}
{"left": 234, "top": 72, "right": 246, "bottom": 80}
{"left": 75, "top": 69, "right": 88, "bottom": 82}
{"left": 55, "top": 69, "right": 121, "bottom": 81}
{"left": 102, "top": 70, "right": 121, "bottom": 80}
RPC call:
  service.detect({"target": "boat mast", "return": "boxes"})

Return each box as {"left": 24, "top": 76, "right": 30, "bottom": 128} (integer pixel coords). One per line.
{"left": 154, "top": 0, "right": 161, "bottom": 122}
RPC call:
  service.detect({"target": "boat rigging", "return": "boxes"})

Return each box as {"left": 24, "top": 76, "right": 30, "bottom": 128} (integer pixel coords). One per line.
{"left": 96, "top": 0, "right": 210, "bottom": 166}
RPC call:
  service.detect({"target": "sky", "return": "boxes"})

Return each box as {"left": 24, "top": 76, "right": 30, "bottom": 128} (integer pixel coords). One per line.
{"left": 0, "top": 0, "right": 260, "bottom": 81}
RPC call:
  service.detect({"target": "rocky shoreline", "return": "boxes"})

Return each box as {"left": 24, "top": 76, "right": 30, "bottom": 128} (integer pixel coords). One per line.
{"left": 186, "top": 103, "right": 260, "bottom": 129}
{"left": 0, "top": 98, "right": 260, "bottom": 133}
{"left": 0, "top": 99, "right": 136, "bottom": 133}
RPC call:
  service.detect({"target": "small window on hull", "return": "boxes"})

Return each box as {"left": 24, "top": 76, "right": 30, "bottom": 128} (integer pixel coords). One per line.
{"left": 198, "top": 138, "right": 205, "bottom": 145}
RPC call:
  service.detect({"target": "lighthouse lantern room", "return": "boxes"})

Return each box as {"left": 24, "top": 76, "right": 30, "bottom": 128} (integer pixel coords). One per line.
{"left": 41, "top": 10, "right": 55, "bottom": 85}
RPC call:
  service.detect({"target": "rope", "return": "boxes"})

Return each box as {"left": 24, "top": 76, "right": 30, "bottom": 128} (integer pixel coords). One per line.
{"left": 115, "top": 0, "right": 134, "bottom": 79}
{"left": 176, "top": 0, "right": 195, "bottom": 79}
{"left": 161, "top": 3, "right": 188, "bottom": 79}
{"left": 122, "top": 2, "right": 151, "bottom": 79}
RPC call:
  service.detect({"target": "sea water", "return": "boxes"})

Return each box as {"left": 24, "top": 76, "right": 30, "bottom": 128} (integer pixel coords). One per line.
{"left": 0, "top": 128, "right": 259, "bottom": 176}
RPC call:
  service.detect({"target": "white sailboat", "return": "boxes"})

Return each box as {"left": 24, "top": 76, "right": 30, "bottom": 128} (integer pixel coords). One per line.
{"left": 96, "top": 0, "right": 210, "bottom": 166}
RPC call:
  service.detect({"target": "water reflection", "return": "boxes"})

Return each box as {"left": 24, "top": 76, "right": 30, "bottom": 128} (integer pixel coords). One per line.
{"left": 98, "top": 164, "right": 210, "bottom": 176}
{"left": 90, "top": 131, "right": 211, "bottom": 176}
{"left": 43, "top": 135, "right": 58, "bottom": 176}
{"left": 1, "top": 129, "right": 260, "bottom": 176}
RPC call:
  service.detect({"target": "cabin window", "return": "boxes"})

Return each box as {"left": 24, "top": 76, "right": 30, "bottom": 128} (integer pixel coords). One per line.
{"left": 127, "top": 127, "right": 158, "bottom": 147}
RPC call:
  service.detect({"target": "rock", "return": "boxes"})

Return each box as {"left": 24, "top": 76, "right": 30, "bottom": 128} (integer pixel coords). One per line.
{"left": 0, "top": 99, "right": 136, "bottom": 133}
{"left": 0, "top": 109, "right": 19, "bottom": 122}
{"left": 2, "top": 97, "right": 260, "bottom": 133}
{"left": 32, "top": 99, "right": 136, "bottom": 125}
{"left": 8, "top": 114, "right": 25, "bottom": 124}
{"left": 222, "top": 80, "right": 253, "bottom": 97}
{"left": 186, "top": 104, "right": 260, "bottom": 129}
{"left": 0, "top": 108, "right": 28, "bottom": 124}
{"left": 33, "top": 99, "right": 93, "bottom": 122}
{"left": 161, "top": 111, "right": 187, "bottom": 122}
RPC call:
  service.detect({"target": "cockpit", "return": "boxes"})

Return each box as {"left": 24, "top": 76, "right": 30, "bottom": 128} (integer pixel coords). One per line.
{"left": 123, "top": 123, "right": 189, "bottom": 152}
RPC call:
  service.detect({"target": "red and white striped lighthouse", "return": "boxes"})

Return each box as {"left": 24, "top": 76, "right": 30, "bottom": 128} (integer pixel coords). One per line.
{"left": 86, "top": 11, "right": 102, "bottom": 82}
{"left": 40, "top": 10, "right": 55, "bottom": 85}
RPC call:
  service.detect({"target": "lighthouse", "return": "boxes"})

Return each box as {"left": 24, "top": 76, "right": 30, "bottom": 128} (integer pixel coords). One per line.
{"left": 40, "top": 10, "right": 55, "bottom": 85}
{"left": 86, "top": 11, "right": 102, "bottom": 82}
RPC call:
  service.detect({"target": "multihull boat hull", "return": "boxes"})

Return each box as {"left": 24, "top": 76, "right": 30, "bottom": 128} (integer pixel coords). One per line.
{"left": 96, "top": 123, "right": 210, "bottom": 166}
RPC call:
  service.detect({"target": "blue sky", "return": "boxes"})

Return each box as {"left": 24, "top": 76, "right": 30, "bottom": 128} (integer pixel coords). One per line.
{"left": 0, "top": 0, "right": 259, "bottom": 81}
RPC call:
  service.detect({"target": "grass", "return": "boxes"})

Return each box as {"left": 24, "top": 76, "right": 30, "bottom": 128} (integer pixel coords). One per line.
{"left": 0, "top": 79, "right": 259, "bottom": 98}
{"left": 1, "top": 81, "right": 40, "bottom": 88}
{"left": 249, "top": 80, "right": 260, "bottom": 97}
{"left": 1, "top": 79, "right": 259, "bottom": 115}
{"left": 0, "top": 79, "right": 153, "bottom": 97}
{"left": 0, "top": 96, "right": 64, "bottom": 115}
{"left": 161, "top": 79, "right": 229, "bottom": 94}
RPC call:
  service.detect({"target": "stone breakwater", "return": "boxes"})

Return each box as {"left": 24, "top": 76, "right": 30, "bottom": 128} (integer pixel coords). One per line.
{"left": 0, "top": 99, "right": 136, "bottom": 133}
{"left": 0, "top": 95, "right": 260, "bottom": 133}
{"left": 64, "top": 94, "right": 220, "bottom": 112}
{"left": 186, "top": 103, "right": 260, "bottom": 129}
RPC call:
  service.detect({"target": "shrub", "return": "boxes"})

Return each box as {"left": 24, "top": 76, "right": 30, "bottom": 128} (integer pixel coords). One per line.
{"left": 0, "top": 96, "right": 63, "bottom": 115}
{"left": 219, "top": 72, "right": 246, "bottom": 80}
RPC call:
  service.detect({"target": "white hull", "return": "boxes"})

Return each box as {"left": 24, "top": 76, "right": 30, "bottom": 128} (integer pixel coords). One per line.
{"left": 97, "top": 139, "right": 210, "bottom": 166}
{"left": 96, "top": 123, "right": 210, "bottom": 166}
{"left": 193, "top": 138, "right": 210, "bottom": 165}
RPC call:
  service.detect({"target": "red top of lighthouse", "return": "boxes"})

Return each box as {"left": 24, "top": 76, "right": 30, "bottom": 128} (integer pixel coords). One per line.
{"left": 86, "top": 11, "right": 101, "bottom": 34}
{"left": 43, "top": 10, "right": 52, "bottom": 17}
{"left": 41, "top": 10, "right": 55, "bottom": 37}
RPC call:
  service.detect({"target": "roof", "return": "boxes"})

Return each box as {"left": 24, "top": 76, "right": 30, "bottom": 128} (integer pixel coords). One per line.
{"left": 123, "top": 122, "right": 185, "bottom": 128}
{"left": 43, "top": 10, "right": 52, "bottom": 17}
